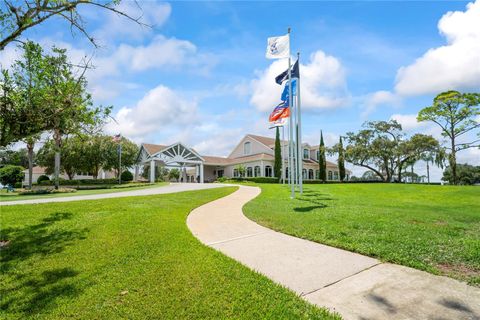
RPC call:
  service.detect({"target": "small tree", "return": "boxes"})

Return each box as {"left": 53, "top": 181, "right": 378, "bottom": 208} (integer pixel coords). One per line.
{"left": 273, "top": 127, "right": 282, "bottom": 179}
{"left": 103, "top": 136, "right": 139, "bottom": 178}
{"left": 318, "top": 131, "right": 327, "bottom": 182}
{"left": 41, "top": 46, "right": 110, "bottom": 188}
{"left": 338, "top": 136, "right": 346, "bottom": 182}
{"left": 442, "top": 164, "right": 480, "bottom": 185}
{"left": 0, "top": 147, "right": 29, "bottom": 168}
{"left": 121, "top": 170, "right": 133, "bottom": 182}
{"left": 36, "top": 137, "right": 84, "bottom": 180}
{"left": 0, "top": 165, "right": 24, "bottom": 186}
{"left": 168, "top": 168, "right": 180, "bottom": 182}
{"left": 235, "top": 164, "right": 246, "bottom": 178}
{"left": 417, "top": 91, "right": 480, "bottom": 185}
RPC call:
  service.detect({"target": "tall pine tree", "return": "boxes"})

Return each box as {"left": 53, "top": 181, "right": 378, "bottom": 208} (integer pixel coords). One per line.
{"left": 274, "top": 126, "right": 282, "bottom": 180}
{"left": 338, "top": 136, "right": 346, "bottom": 181}
{"left": 319, "top": 131, "right": 327, "bottom": 181}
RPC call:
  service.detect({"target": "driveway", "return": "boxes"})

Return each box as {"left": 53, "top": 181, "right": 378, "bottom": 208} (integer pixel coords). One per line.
{"left": 0, "top": 183, "right": 227, "bottom": 206}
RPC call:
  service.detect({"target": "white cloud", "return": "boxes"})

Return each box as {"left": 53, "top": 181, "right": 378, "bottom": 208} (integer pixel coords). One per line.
{"left": 250, "top": 50, "right": 349, "bottom": 112}
{"left": 0, "top": 46, "right": 21, "bottom": 69}
{"left": 362, "top": 90, "right": 400, "bottom": 118}
{"left": 395, "top": 0, "right": 480, "bottom": 96}
{"left": 115, "top": 35, "right": 199, "bottom": 71}
{"left": 94, "top": 2, "right": 172, "bottom": 43}
{"left": 390, "top": 113, "right": 425, "bottom": 131}
{"left": 104, "top": 85, "right": 198, "bottom": 141}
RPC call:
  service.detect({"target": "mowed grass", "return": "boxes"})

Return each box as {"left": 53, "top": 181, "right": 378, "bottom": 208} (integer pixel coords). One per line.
{"left": 244, "top": 183, "right": 480, "bottom": 286}
{"left": 0, "top": 182, "right": 167, "bottom": 202}
{"left": 0, "top": 187, "right": 337, "bottom": 320}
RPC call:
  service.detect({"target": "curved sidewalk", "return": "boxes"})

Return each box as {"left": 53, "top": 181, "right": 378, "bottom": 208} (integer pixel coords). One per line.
{"left": 0, "top": 183, "right": 226, "bottom": 206}
{"left": 187, "top": 185, "right": 480, "bottom": 320}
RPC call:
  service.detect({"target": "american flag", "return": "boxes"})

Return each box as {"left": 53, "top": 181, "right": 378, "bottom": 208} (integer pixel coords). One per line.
{"left": 112, "top": 134, "right": 121, "bottom": 143}
{"left": 268, "top": 101, "right": 290, "bottom": 122}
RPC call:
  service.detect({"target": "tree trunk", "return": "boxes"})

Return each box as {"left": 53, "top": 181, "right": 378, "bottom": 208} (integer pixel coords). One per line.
{"left": 397, "top": 163, "right": 403, "bottom": 183}
{"left": 450, "top": 136, "right": 457, "bottom": 185}
{"left": 54, "top": 129, "right": 61, "bottom": 190}
{"left": 27, "top": 143, "right": 34, "bottom": 189}
{"left": 427, "top": 160, "right": 430, "bottom": 184}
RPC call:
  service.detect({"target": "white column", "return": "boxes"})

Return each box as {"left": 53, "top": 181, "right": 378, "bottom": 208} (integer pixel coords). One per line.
{"left": 199, "top": 163, "right": 204, "bottom": 183}
{"left": 150, "top": 160, "right": 155, "bottom": 183}
{"left": 134, "top": 165, "right": 139, "bottom": 181}
{"left": 195, "top": 165, "right": 199, "bottom": 183}
{"left": 260, "top": 160, "right": 264, "bottom": 177}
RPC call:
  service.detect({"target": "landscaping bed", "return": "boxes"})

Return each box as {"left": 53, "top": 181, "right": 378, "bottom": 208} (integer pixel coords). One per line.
{"left": 0, "top": 183, "right": 166, "bottom": 202}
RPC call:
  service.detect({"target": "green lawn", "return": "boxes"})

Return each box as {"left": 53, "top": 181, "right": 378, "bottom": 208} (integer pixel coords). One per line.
{"left": 0, "top": 187, "right": 337, "bottom": 319}
{"left": 243, "top": 183, "right": 480, "bottom": 286}
{"left": 0, "top": 182, "right": 167, "bottom": 202}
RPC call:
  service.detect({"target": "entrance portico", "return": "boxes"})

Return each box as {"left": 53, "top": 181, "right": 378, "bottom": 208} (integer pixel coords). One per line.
{"left": 136, "top": 142, "right": 204, "bottom": 183}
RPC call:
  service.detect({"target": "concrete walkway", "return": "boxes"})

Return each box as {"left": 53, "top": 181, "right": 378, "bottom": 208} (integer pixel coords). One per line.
{"left": 0, "top": 183, "right": 226, "bottom": 206}
{"left": 187, "top": 186, "right": 480, "bottom": 320}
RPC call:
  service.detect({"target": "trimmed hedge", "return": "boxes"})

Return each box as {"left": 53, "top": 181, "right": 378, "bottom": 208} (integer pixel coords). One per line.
{"left": 18, "top": 187, "right": 77, "bottom": 195}
{"left": 227, "top": 177, "right": 280, "bottom": 184}
{"left": 37, "top": 175, "right": 50, "bottom": 183}
{"left": 74, "top": 183, "right": 154, "bottom": 190}
{"left": 121, "top": 170, "right": 133, "bottom": 182}
{"left": 39, "top": 178, "right": 119, "bottom": 186}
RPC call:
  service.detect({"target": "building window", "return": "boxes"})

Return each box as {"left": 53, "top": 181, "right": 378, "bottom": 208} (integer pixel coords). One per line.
{"left": 254, "top": 166, "right": 260, "bottom": 177}
{"left": 328, "top": 171, "right": 333, "bottom": 180}
{"left": 333, "top": 171, "right": 339, "bottom": 180}
{"left": 244, "top": 141, "right": 251, "bottom": 155}
{"left": 233, "top": 169, "right": 239, "bottom": 177}
{"left": 309, "top": 169, "right": 314, "bottom": 180}
{"left": 303, "top": 149, "right": 309, "bottom": 159}
{"left": 265, "top": 165, "right": 272, "bottom": 177}
{"left": 247, "top": 167, "right": 253, "bottom": 177}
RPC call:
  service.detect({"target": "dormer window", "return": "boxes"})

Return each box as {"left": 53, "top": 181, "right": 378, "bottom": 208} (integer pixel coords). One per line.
{"left": 244, "top": 141, "right": 251, "bottom": 155}
{"left": 303, "top": 148, "right": 309, "bottom": 159}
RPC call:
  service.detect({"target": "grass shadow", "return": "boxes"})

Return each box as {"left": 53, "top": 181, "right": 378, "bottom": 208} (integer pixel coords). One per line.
{"left": 293, "top": 191, "right": 334, "bottom": 212}
{"left": 1, "top": 211, "right": 89, "bottom": 316}
{"left": 1, "top": 267, "right": 82, "bottom": 315}
{"left": 294, "top": 205, "right": 327, "bottom": 212}
{"left": 1, "top": 212, "right": 88, "bottom": 271}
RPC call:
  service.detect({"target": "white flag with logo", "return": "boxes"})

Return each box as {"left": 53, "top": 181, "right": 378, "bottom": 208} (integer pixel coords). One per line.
{"left": 266, "top": 34, "right": 290, "bottom": 59}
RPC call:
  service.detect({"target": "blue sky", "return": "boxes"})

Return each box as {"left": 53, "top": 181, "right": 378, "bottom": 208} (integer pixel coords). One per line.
{"left": 1, "top": 1, "right": 479, "bottom": 180}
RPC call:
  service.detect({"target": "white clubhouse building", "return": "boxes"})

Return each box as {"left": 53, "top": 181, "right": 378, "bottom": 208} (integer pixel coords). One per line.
{"left": 136, "top": 134, "right": 349, "bottom": 183}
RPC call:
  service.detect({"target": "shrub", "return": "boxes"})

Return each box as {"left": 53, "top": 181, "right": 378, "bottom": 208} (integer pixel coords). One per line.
{"left": 229, "top": 177, "right": 280, "bottom": 184}
{"left": 39, "top": 178, "right": 119, "bottom": 186}
{"left": 37, "top": 175, "right": 50, "bottom": 184}
{"left": 121, "top": 170, "right": 133, "bottom": 182}
{"left": 0, "top": 165, "right": 25, "bottom": 186}
{"left": 18, "top": 187, "right": 77, "bottom": 195}
{"left": 217, "top": 177, "right": 227, "bottom": 183}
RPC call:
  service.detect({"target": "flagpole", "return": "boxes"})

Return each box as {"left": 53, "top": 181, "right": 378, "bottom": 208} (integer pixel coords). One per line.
{"left": 296, "top": 52, "right": 303, "bottom": 193}
{"left": 287, "top": 27, "right": 295, "bottom": 199}
{"left": 118, "top": 139, "right": 122, "bottom": 185}
{"left": 282, "top": 124, "right": 285, "bottom": 184}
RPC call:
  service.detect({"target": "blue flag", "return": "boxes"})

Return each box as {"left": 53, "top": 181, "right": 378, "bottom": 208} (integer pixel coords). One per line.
{"left": 281, "top": 78, "right": 297, "bottom": 102}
